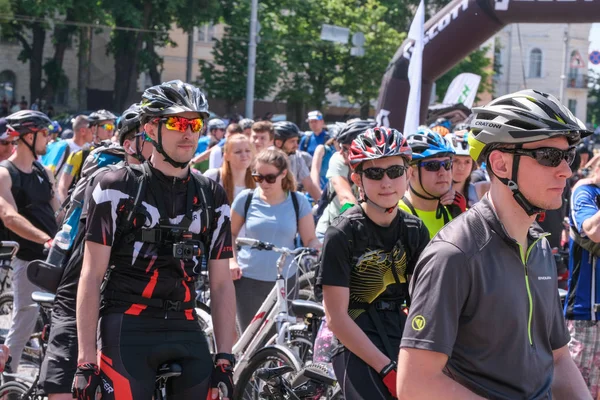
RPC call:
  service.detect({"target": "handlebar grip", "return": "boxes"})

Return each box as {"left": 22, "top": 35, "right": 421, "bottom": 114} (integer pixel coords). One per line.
{"left": 235, "top": 238, "right": 261, "bottom": 248}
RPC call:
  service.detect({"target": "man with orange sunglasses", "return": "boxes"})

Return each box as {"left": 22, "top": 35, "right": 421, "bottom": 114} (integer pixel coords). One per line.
{"left": 57, "top": 110, "right": 116, "bottom": 202}
{"left": 0, "top": 110, "right": 60, "bottom": 375}
{"left": 73, "top": 81, "right": 236, "bottom": 400}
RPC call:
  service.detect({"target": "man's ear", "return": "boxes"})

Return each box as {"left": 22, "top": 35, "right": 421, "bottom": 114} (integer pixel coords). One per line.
{"left": 488, "top": 150, "right": 510, "bottom": 179}
{"left": 144, "top": 122, "right": 157, "bottom": 141}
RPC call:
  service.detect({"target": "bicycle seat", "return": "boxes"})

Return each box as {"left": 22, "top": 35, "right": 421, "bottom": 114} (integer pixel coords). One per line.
{"left": 31, "top": 291, "right": 55, "bottom": 308}
{"left": 157, "top": 362, "right": 182, "bottom": 379}
{"left": 291, "top": 299, "right": 325, "bottom": 318}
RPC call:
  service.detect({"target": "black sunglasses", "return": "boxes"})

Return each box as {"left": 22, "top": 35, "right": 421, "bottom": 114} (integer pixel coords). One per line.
{"left": 361, "top": 165, "right": 407, "bottom": 180}
{"left": 419, "top": 160, "right": 453, "bottom": 172}
{"left": 0, "top": 141, "right": 13, "bottom": 146}
{"left": 252, "top": 172, "right": 281, "bottom": 184}
{"left": 498, "top": 146, "right": 576, "bottom": 168}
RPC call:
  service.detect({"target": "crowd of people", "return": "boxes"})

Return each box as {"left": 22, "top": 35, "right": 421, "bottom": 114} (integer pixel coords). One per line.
{"left": 0, "top": 81, "right": 598, "bottom": 399}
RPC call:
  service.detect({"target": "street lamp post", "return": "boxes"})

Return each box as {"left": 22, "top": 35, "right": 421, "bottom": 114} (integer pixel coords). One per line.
{"left": 245, "top": 0, "right": 258, "bottom": 118}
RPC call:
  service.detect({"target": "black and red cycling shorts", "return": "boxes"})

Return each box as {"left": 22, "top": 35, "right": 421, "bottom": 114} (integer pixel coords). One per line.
{"left": 97, "top": 313, "right": 212, "bottom": 399}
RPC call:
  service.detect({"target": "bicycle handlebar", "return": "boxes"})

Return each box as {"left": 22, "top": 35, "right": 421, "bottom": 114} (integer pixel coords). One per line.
{"left": 0, "top": 241, "right": 19, "bottom": 259}
{"left": 235, "top": 238, "right": 318, "bottom": 257}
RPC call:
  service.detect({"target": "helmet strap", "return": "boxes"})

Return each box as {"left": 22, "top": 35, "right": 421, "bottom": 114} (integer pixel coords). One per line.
{"left": 130, "top": 133, "right": 146, "bottom": 163}
{"left": 489, "top": 146, "right": 543, "bottom": 216}
{"left": 148, "top": 121, "right": 189, "bottom": 169}
{"left": 21, "top": 132, "right": 39, "bottom": 159}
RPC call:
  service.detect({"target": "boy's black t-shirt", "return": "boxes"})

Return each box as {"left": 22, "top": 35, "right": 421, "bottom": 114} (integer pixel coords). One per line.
{"left": 320, "top": 205, "right": 429, "bottom": 350}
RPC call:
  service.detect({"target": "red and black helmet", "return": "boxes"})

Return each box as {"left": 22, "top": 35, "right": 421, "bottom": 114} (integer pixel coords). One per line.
{"left": 348, "top": 127, "right": 412, "bottom": 170}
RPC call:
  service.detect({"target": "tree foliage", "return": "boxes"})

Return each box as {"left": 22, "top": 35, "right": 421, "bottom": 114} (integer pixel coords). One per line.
{"left": 587, "top": 69, "right": 600, "bottom": 127}
{"left": 198, "top": 0, "right": 282, "bottom": 115}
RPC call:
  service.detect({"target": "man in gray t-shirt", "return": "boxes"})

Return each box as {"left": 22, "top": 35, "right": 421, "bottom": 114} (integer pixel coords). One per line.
{"left": 397, "top": 90, "right": 590, "bottom": 399}
{"left": 272, "top": 121, "right": 321, "bottom": 200}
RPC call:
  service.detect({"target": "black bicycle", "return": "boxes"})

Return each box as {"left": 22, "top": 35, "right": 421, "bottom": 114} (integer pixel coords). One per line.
{"left": 254, "top": 363, "right": 341, "bottom": 400}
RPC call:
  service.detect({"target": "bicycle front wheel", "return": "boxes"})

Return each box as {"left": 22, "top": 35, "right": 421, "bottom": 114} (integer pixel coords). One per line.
{"left": 233, "top": 346, "right": 300, "bottom": 400}
{"left": 0, "top": 381, "right": 30, "bottom": 400}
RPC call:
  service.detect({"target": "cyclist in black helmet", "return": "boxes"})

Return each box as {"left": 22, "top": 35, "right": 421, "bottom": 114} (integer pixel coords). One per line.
{"left": 273, "top": 121, "right": 322, "bottom": 200}
{"left": 73, "top": 80, "right": 236, "bottom": 400}
{"left": 0, "top": 110, "right": 59, "bottom": 375}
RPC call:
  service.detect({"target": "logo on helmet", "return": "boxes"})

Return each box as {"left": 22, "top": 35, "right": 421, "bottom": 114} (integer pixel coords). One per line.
{"left": 474, "top": 121, "right": 502, "bottom": 129}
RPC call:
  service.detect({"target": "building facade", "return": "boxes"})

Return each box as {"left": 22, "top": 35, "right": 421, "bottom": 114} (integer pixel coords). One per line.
{"left": 493, "top": 23, "right": 591, "bottom": 122}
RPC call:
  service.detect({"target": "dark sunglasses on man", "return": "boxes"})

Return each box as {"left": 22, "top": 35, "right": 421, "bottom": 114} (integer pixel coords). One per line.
{"left": 498, "top": 146, "right": 576, "bottom": 168}
{"left": 418, "top": 159, "right": 453, "bottom": 172}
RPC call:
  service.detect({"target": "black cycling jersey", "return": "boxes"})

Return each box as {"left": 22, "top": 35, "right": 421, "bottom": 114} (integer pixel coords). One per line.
{"left": 0, "top": 160, "right": 57, "bottom": 260}
{"left": 319, "top": 205, "right": 429, "bottom": 351}
{"left": 85, "top": 163, "right": 233, "bottom": 320}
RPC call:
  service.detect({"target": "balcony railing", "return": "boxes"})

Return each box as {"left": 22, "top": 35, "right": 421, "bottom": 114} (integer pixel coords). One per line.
{"left": 567, "top": 75, "right": 588, "bottom": 89}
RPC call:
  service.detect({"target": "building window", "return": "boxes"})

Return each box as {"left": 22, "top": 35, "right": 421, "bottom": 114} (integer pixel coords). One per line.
{"left": 568, "top": 99, "right": 577, "bottom": 115}
{"left": 0, "top": 70, "right": 16, "bottom": 103}
{"left": 197, "top": 24, "right": 215, "bottom": 43}
{"left": 55, "top": 78, "right": 69, "bottom": 106}
{"left": 568, "top": 50, "right": 585, "bottom": 88}
{"left": 528, "top": 48, "right": 542, "bottom": 78}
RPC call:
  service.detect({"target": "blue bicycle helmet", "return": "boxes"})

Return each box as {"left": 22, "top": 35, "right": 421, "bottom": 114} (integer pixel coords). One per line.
{"left": 406, "top": 127, "right": 455, "bottom": 163}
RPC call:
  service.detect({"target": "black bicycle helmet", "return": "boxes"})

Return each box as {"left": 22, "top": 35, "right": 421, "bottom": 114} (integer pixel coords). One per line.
{"left": 117, "top": 103, "right": 143, "bottom": 146}
{"left": 140, "top": 80, "right": 210, "bottom": 169}
{"left": 273, "top": 121, "right": 301, "bottom": 141}
{"left": 327, "top": 122, "right": 346, "bottom": 142}
{"left": 6, "top": 110, "right": 53, "bottom": 158}
{"left": 336, "top": 119, "right": 376, "bottom": 145}
{"left": 140, "top": 80, "right": 209, "bottom": 121}
{"left": 88, "top": 109, "right": 117, "bottom": 125}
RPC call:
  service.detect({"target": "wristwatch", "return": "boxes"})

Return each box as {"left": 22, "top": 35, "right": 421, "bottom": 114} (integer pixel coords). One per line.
{"left": 214, "top": 353, "right": 236, "bottom": 368}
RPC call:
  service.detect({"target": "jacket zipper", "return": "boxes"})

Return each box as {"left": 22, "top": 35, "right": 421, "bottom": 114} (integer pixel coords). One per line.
{"left": 517, "top": 234, "right": 549, "bottom": 346}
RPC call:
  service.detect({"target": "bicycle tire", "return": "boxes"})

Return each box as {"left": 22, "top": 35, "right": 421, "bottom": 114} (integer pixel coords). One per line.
{"left": 233, "top": 346, "right": 300, "bottom": 400}
{"left": 297, "top": 271, "right": 315, "bottom": 291}
{"left": 0, "top": 380, "right": 30, "bottom": 400}
{"left": 297, "top": 289, "right": 315, "bottom": 302}
{"left": 0, "top": 292, "right": 14, "bottom": 344}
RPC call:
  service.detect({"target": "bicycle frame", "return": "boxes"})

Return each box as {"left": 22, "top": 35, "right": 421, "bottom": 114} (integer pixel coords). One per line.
{"left": 233, "top": 251, "right": 298, "bottom": 380}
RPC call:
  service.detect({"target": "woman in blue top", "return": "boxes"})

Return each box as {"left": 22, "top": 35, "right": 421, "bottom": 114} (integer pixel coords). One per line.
{"left": 230, "top": 148, "right": 321, "bottom": 331}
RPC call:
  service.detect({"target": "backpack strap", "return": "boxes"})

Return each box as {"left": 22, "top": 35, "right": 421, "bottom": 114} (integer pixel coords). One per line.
{"left": 401, "top": 196, "right": 418, "bottom": 217}
{"left": 216, "top": 169, "right": 221, "bottom": 185}
{"left": 189, "top": 172, "right": 215, "bottom": 249}
{"left": 114, "top": 165, "right": 148, "bottom": 245}
{"left": 243, "top": 190, "right": 254, "bottom": 221}
{"left": 55, "top": 143, "right": 71, "bottom": 177}
{"left": 291, "top": 191, "right": 300, "bottom": 229}
{"left": 301, "top": 133, "right": 312, "bottom": 152}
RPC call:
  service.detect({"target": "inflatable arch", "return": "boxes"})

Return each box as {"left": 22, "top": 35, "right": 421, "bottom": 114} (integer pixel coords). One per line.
{"left": 376, "top": 0, "right": 600, "bottom": 130}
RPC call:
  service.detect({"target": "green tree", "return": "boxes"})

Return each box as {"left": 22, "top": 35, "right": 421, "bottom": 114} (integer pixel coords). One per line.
{"left": 587, "top": 69, "right": 600, "bottom": 126}
{"left": 435, "top": 46, "right": 494, "bottom": 103}
{"left": 105, "top": 0, "right": 218, "bottom": 111}
{"left": 274, "top": 0, "right": 342, "bottom": 122}
{"left": 331, "top": 0, "right": 405, "bottom": 119}
{"left": 198, "top": 0, "right": 282, "bottom": 115}
{"left": 0, "top": 0, "right": 61, "bottom": 103}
